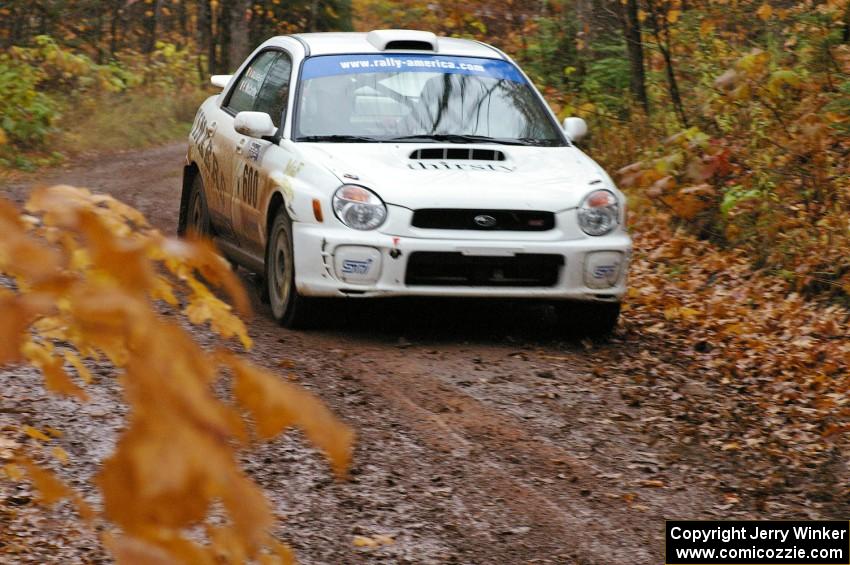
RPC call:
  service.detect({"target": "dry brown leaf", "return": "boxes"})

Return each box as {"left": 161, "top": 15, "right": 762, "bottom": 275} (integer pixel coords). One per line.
{"left": 51, "top": 446, "right": 70, "bottom": 464}
{"left": 2, "top": 188, "right": 356, "bottom": 563}
{"left": 223, "top": 353, "right": 355, "bottom": 478}
{"left": 22, "top": 341, "right": 88, "bottom": 400}
{"left": 22, "top": 425, "right": 51, "bottom": 442}
{"left": 20, "top": 457, "right": 71, "bottom": 505}
{"left": 0, "top": 295, "right": 53, "bottom": 364}
{"left": 353, "top": 535, "right": 379, "bottom": 548}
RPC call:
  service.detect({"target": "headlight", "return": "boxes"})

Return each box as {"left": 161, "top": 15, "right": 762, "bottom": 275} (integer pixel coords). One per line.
{"left": 578, "top": 189, "right": 619, "bottom": 236}
{"left": 332, "top": 185, "right": 387, "bottom": 230}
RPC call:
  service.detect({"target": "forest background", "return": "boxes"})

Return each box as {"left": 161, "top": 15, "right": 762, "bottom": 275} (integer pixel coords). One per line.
{"left": 2, "top": 1, "right": 850, "bottom": 560}
{"left": 1, "top": 0, "right": 849, "bottom": 303}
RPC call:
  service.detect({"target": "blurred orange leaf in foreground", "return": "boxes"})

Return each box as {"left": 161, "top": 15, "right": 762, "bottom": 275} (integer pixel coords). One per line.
{"left": 0, "top": 186, "right": 354, "bottom": 563}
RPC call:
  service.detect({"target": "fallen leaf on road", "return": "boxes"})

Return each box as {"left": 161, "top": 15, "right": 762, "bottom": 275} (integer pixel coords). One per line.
{"left": 353, "top": 536, "right": 378, "bottom": 548}
{"left": 51, "top": 446, "right": 70, "bottom": 464}
{"left": 22, "top": 426, "right": 51, "bottom": 442}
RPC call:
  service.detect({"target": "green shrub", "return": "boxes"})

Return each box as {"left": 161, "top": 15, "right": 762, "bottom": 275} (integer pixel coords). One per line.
{"left": 0, "top": 58, "right": 57, "bottom": 151}
{"left": 0, "top": 36, "right": 206, "bottom": 170}
{"left": 581, "top": 42, "right": 632, "bottom": 117}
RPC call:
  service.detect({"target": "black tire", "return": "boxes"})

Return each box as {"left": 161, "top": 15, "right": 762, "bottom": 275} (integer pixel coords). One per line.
{"left": 187, "top": 173, "right": 241, "bottom": 272}
{"left": 187, "top": 174, "right": 211, "bottom": 237}
{"left": 255, "top": 273, "right": 271, "bottom": 304}
{"left": 265, "top": 209, "right": 324, "bottom": 329}
{"left": 554, "top": 300, "right": 621, "bottom": 339}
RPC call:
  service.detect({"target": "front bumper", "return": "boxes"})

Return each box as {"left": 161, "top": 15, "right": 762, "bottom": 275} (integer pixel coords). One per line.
{"left": 293, "top": 223, "right": 631, "bottom": 301}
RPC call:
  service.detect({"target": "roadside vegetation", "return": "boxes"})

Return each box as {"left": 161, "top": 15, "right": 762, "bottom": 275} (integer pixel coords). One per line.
{"left": 3, "top": 0, "right": 846, "bottom": 299}
{"left": 0, "top": 0, "right": 352, "bottom": 171}
{"left": 0, "top": 36, "right": 208, "bottom": 170}
{"left": 357, "top": 0, "right": 850, "bottom": 514}
{"left": 358, "top": 0, "right": 850, "bottom": 302}
{"left": 359, "top": 0, "right": 850, "bottom": 478}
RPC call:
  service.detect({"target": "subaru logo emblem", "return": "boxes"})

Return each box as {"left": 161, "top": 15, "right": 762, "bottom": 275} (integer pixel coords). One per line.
{"left": 473, "top": 214, "right": 497, "bottom": 228}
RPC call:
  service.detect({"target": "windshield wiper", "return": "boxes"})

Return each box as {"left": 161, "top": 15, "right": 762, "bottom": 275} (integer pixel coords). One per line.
{"left": 388, "top": 134, "right": 537, "bottom": 146}
{"left": 297, "top": 134, "right": 382, "bottom": 143}
{"left": 515, "top": 137, "right": 563, "bottom": 147}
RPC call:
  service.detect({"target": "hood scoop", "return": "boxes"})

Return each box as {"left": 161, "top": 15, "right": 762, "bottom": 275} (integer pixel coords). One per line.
{"left": 409, "top": 147, "right": 506, "bottom": 161}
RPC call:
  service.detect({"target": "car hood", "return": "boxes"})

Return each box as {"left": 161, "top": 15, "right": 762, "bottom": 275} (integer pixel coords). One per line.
{"left": 296, "top": 142, "right": 612, "bottom": 211}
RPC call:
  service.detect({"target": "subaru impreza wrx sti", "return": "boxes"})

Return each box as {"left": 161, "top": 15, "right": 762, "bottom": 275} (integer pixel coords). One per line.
{"left": 178, "top": 29, "right": 631, "bottom": 334}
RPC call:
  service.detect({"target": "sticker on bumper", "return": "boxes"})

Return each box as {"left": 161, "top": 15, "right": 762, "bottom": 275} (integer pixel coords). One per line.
{"left": 592, "top": 265, "right": 618, "bottom": 279}
{"left": 341, "top": 259, "right": 373, "bottom": 275}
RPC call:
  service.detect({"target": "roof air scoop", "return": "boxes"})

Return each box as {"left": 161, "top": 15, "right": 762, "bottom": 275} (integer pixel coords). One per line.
{"left": 367, "top": 29, "right": 438, "bottom": 52}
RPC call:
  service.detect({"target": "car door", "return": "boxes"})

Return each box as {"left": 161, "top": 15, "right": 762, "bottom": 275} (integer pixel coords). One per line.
{"left": 191, "top": 98, "right": 233, "bottom": 237}
{"left": 216, "top": 50, "right": 279, "bottom": 242}
{"left": 231, "top": 50, "right": 293, "bottom": 257}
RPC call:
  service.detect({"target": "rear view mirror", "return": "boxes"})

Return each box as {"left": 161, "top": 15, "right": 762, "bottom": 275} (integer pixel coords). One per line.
{"left": 211, "top": 74, "right": 232, "bottom": 89}
{"left": 234, "top": 112, "right": 277, "bottom": 138}
{"left": 563, "top": 117, "right": 588, "bottom": 142}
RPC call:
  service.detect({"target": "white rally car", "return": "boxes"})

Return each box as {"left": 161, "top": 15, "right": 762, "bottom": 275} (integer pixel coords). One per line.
{"left": 178, "top": 30, "right": 631, "bottom": 335}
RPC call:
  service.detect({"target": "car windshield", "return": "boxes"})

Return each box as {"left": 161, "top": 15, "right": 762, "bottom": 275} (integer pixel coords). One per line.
{"left": 294, "top": 54, "right": 565, "bottom": 146}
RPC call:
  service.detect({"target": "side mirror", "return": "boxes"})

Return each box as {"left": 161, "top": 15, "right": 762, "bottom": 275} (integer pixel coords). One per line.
{"left": 563, "top": 117, "right": 588, "bottom": 142}
{"left": 234, "top": 111, "right": 277, "bottom": 138}
{"left": 211, "top": 74, "right": 232, "bottom": 89}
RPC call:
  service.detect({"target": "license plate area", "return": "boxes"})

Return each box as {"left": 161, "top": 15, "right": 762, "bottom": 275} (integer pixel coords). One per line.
{"left": 405, "top": 252, "right": 563, "bottom": 287}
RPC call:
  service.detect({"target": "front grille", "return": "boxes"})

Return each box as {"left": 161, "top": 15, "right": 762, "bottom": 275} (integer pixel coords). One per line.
{"left": 411, "top": 209, "right": 555, "bottom": 231}
{"left": 405, "top": 252, "right": 563, "bottom": 287}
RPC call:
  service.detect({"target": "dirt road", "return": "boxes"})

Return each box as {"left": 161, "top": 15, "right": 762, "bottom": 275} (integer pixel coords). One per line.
{"left": 1, "top": 144, "right": 840, "bottom": 564}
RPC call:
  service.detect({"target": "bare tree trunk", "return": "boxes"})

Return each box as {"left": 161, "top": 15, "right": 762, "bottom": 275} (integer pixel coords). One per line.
{"left": 622, "top": 0, "right": 649, "bottom": 114}
{"left": 109, "top": 0, "right": 121, "bottom": 56}
{"left": 658, "top": 40, "right": 687, "bottom": 127}
{"left": 12, "top": 3, "right": 27, "bottom": 46}
{"left": 144, "top": 0, "right": 162, "bottom": 53}
{"left": 96, "top": 9, "right": 104, "bottom": 63}
{"left": 228, "top": 0, "right": 251, "bottom": 70}
{"left": 38, "top": 1, "right": 48, "bottom": 35}
{"left": 176, "top": 0, "right": 188, "bottom": 48}
{"left": 574, "top": 0, "right": 590, "bottom": 50}
{"left": 218, "top": 0, "right": 234, "bottom": 73}
{"left": 646, "top": 0, "right": 688, "bottom": 128}
{"left": 249, "top": 0, "right": 268, "bottom": 48}
{"left": 2, "top": 2, "right": 17, "bottom": 47}
{"left": 199, "top": 0, "right": 217, "bottom": 75}
{"left": 310, "top": 0, "right": 319, "bottom": 32}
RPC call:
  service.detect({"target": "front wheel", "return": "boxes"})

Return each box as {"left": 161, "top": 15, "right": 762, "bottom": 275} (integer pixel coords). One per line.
{"left": 553, "top": 301, "right": 621, "bottom": 339}
{"left": 265, "top": 209, "right": 324, "bottom": 329}
{"left": 186, "top": 174, "right": 211, "bottom": 237}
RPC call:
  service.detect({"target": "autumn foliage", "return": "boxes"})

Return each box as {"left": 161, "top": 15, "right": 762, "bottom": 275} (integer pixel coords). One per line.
{"left": 352, "top": 0, "right": 850, "bottom": 500}
{"left": 619, "top": 210, "right": 850, "bottom": 481}
{"left": 614, "top": 3, "right": 850, "bottom": 297}
{"left": 0, "top": 186, "right": 354, "bottom": 562}
{"left": 2, "top": 0, "right": 850, "bottom": 554}
{"left": 358, "top": 0, "right": 849, "bottom": 296}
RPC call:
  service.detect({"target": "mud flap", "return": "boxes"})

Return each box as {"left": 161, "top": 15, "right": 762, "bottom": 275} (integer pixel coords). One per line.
{"left": 177, "top": 165, "right": 195, "bottom": 236}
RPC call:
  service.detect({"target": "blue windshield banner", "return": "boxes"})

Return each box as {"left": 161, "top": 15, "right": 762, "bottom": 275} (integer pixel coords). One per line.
{"left": 301, "top": 54, "right": 527, "bottom": 83}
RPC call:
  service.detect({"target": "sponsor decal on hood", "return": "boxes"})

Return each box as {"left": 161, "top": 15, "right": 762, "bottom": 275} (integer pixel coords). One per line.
{"left": 407, "top": 161, "right": 516, "bottom": 172}
{"left": 296, "top": 143, "right": 617, "bottom": 210}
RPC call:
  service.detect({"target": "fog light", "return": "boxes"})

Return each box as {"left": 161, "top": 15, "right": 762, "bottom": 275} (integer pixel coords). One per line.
{"left": 584, "top": 251, "right": 623, "bottom": 289}
{"left": 334, "top": 246, "right": 382, "bottom": 285}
